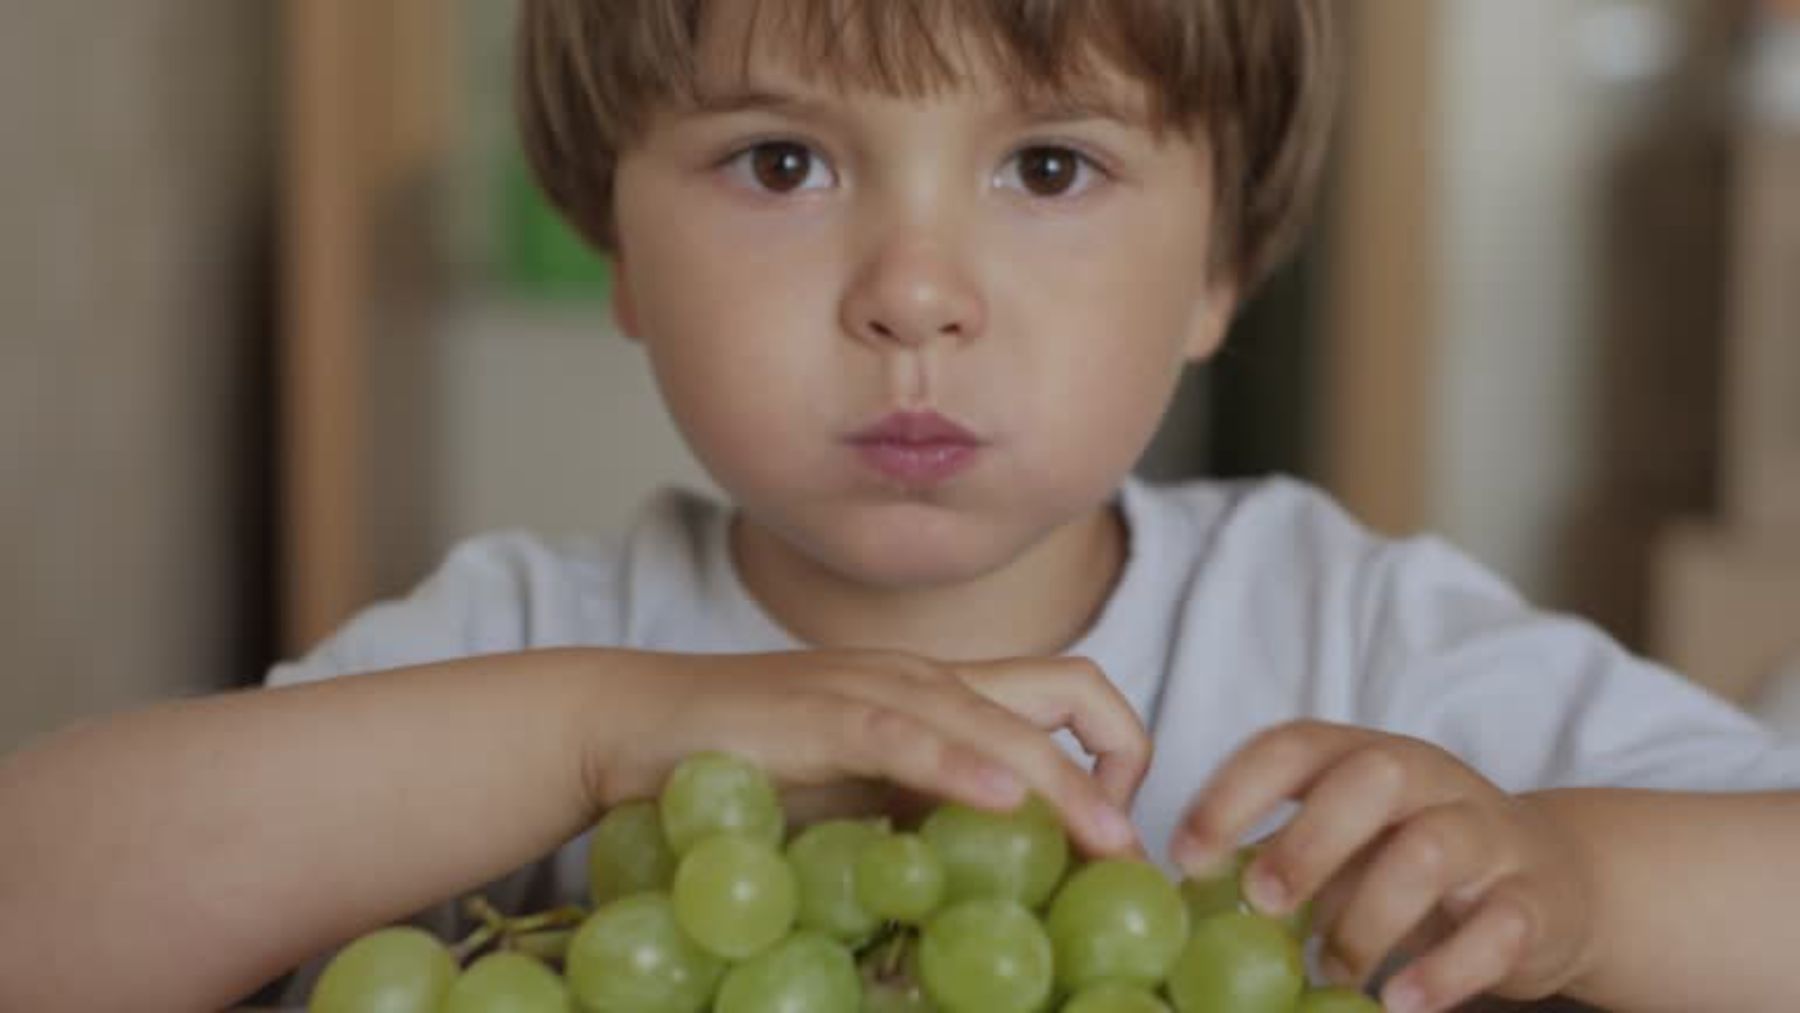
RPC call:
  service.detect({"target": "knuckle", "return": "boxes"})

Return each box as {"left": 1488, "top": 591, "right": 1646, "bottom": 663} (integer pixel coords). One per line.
{"left": 927, "top": 738, "right": 982, "bottom": 782}
{"left": 844, "top": 701, "right": 914, "bottom": 752}
{"left": 1244, "top": 724, "right": 1307, "bottom": 769}
{"left": 1120, "top": 733, "right": 1152, "bottom": 768}
{"left": 1346, "top": 744, "right": 1408, "bottom": 798}
{"left": 1396, "top": 825, "right": 1447, "bottom": 882}
{"left": 1487, "top": 894, "right": 1535, "bottom": 958}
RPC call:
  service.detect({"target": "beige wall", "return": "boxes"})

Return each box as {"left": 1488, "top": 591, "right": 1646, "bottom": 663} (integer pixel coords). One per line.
{"left": 0, "top": 3, "right": 274, "bottom": 752}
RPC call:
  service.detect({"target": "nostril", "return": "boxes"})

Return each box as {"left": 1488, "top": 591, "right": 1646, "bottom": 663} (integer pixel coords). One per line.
{"left": 870, "top": 321, "right": 895, "bottom": 339}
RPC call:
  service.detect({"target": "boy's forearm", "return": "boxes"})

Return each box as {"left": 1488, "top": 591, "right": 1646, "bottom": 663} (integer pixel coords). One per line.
{"left": 1524, "top": 787, "right": 1800, "bottom": 1012}
{"left": 0, "top": 648, "right": 629, "bottom": 1012}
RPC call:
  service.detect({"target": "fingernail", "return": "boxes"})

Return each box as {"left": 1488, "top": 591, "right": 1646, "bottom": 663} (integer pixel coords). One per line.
{"left": 1384, "top": 980, "right": 1426, "bottom": 1013}
{"left": 1245, "top": 868, "right": 1289, "bottom": 914}
{"left": 1320, "top": 954, "right": 1354, "bottom": 986}
{"left": 1091, "top": 803, "right": 1136, "bottom": 851}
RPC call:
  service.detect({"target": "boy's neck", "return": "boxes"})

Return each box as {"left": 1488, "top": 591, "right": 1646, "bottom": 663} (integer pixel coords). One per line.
{"left": 729, "top": 503, "right": 1129, "bottom": 662}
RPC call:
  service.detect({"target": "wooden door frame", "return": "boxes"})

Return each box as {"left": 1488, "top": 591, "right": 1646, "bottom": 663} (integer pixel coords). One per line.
{"left": 1318, "top": 0, "right": 1440, "bottom": 536}
{"left": 280, "top": 0, "right": 448, "bottom": 653}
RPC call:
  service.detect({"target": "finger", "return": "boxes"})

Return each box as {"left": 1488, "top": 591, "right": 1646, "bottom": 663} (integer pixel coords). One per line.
{"left": 1172, "top": 721, "right": 1371, "bottom": 874}
{"left": 1321, "top": 800, "right": 1494, "bottom": 987}
{"left": 849, "top": 674, "right": 1140, "bottom": 856}
{"left": 1243, "top": 744, "right": 1413, "bottom": 918}
{"left": 960, "top": 656, "right": 1151, "bottom": 808}
{"left": 1379, "top": 886, "right": 1534, "bottom": 1013}
{"left": 782, "top": 694, "right": 1031, "bottom": 813}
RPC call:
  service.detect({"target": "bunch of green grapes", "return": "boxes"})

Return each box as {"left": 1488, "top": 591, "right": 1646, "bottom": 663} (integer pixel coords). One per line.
{"left": 308, "top": 751, "right": 1382, "bottom": 1012}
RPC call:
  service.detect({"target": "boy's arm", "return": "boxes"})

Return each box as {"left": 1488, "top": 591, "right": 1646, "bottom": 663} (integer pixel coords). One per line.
{"left": 1527, "top": 788, "right": 1800, "bottom": 1013}
{"left": 0, "top": 647, "right": 1146, "bottom": 1012}
{"left": 0, "top": 649, "right": 616, "bottom": 1012}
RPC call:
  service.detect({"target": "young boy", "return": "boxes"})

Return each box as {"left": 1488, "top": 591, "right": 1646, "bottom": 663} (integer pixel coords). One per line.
{"left": 4, "top": 1, "right": 1799, "bottom": 1010}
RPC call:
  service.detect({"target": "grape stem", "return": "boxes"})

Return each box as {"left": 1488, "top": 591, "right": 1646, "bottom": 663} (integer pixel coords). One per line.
{"left": 507, "top": 928, "right": 576, "bottom": 964}
{"left": 452, "top": 896, "right": 589, "bottom": 966}
{"left": 463, "top": 896, "right": 509, "bottom": 935}
{"left": 450, "top": 924, "right": 499, "bottom": 964}
{"left": 877, "top": 925, "right": 912, "bottom": 981}
{"left": 508, "top": 905, "right": 588, "bottom": 934}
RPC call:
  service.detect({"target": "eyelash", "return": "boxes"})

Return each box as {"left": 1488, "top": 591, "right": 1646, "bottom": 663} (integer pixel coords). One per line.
{"left": 715, "top": 138, "right": 1115, "bottom": 199}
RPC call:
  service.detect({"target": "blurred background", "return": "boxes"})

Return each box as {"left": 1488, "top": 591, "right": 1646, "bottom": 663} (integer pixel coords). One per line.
{"left": 3, "top": 0, "right": 1798, "bottom": 755}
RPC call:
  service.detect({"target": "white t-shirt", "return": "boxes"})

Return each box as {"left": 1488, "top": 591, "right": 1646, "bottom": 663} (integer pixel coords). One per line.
{"left": 267, "top": 475, "right": 1800, "bottom": 945}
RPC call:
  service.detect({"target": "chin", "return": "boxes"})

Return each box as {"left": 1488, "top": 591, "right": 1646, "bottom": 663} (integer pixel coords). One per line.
{"left": 808, "top": 500, "right": 1018, "bottom": 591}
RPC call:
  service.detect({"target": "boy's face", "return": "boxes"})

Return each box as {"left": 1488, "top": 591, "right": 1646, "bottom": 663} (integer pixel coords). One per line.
{"left": 610, "top": 5, "right": 1235, "bottom": 591}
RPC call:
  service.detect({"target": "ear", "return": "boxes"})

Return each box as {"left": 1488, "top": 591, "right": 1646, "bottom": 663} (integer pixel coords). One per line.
{"left": 1181, "top": 276, "right": 1239, "bottom": 363}
{"left": 609, "top": 255, "right": 643, "bottom": 343}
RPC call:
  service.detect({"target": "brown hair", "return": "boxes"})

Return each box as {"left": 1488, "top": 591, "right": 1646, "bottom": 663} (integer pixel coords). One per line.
{"left": 517, "top": 0, "right": 1336, "bottom": 289}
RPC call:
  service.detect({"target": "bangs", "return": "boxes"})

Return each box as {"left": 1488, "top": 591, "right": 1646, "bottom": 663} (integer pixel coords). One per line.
{"left": 518, "top": 0, "right": 1335, "bottom": 285}
{"left": 578, "top": 0, "right": 1233, "bottom": 140}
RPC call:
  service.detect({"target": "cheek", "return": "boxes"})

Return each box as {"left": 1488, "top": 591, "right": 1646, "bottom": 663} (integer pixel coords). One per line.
{"left": 1006, "top": 241, "right": 1205, "bottom": 452}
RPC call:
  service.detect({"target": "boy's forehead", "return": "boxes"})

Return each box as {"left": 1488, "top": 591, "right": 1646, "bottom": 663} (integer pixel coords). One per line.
{"left": 688, "top": 0, "right": 1155, "bottom": 122}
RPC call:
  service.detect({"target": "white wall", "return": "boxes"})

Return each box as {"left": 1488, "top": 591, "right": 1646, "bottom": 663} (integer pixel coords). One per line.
{"left": 428, "top": 300, "right": 718, "bottom": 548}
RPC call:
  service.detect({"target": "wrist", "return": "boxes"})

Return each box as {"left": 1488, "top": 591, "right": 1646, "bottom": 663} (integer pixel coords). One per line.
{"left": 1517, "top": 788, "right": 1608, "bottom": 998}
{"left": 562, "top": 647, "right": 681, "bottom": 814}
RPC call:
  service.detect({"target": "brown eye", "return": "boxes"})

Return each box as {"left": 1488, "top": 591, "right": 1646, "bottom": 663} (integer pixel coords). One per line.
{"left": 751, "top": 141, "right": 816, "bottom": 193}
{"left": 1016, "top": 146, "right": 1082, "bottom": 196}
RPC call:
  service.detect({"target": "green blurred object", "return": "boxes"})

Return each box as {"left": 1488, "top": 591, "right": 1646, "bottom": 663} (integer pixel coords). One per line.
{"left": 502, "top": 148, "right": 612, "bottom": 301}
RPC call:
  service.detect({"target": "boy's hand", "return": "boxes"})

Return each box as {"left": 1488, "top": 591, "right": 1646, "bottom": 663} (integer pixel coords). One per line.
{"left": 587, "top": 650, "right": 1149, "bottom": 856}
{"left": 1171, "top": 721, "right": 1596, "bottom": 1013}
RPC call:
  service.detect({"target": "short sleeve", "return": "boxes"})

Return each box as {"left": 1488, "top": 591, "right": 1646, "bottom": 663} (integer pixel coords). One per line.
{"left": 1353, "top": 535, "right": 1800, "bottom": 794}
{"left": 265, "top": 531, "right": 593, "bottom": 688}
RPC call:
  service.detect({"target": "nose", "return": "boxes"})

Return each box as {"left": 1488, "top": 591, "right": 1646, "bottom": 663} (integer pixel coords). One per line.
{"left": 840, "top": 239, "right": 986, "bottom": 350}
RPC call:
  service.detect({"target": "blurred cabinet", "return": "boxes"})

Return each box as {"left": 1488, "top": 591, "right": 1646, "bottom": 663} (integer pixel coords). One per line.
{"left": 1651, "top": 13, "right": 1800, "bottom": 703}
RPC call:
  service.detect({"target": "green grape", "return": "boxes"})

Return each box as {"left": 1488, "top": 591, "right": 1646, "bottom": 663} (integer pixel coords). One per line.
{"left": 564, "top": 892, "right": 724, "bottom": 1013}
{"left": 714, "top": 931, "right": 861, "bottom": 1013}
{"left": 588, "top": 799, "right": 677, "bottom": 906}
{"left": 788, "top": 819, "right": 886, "bottom": 943}
{"left": 1294, "top": 986, "right": 1384, "bottom": 1013}
{"left": 660, "top": 751, "right": 785, "bottom": 855}
{"left": 440, "top": 951, "right": 570, "bottom": 1013}
{"left": 1165, "top": 911, "right": 1304, "bottom": 1013}
{"left": 1059, "top": 982, "right": 1171, "bottom": 1013}
{"left": 920, "top": 797, "right": 1067, "bottom": 909}
{"left": 672, "top": 833, "right": 799, "bottom": 959}
{"left": 854, "top": 833, "right": 946, "bottom": 924}
{"left": 307, "top": 925, "right": 457, "bottom": 1013}
{"left": 918, "top": 899, "right": 1053, "bottom": 1013}
{"left": 1178, "top": 846, "right": 1312, "bottom": 939}
{"left": 1045, "top": 859, "right": 1188, "bottom": 992}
